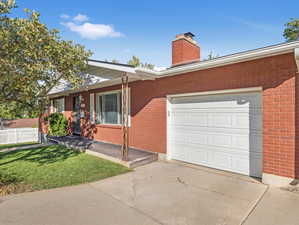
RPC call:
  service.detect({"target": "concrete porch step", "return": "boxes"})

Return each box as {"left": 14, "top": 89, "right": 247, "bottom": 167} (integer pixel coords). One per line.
{"left": 87, "top": 141, "right": 158, "bottom": 168}
{"left": 85, "top": 149, "right": 158, "bottom": 169}
{"left": 47, "top": 135, "right": 158, "bottom": 168}
{"left": 48, "top": 135, "right": 92, "bottom": 151}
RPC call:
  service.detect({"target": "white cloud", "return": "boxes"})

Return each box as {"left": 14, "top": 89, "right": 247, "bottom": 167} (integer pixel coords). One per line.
{"left": 73, "top": 14, "right": 89, "bottom": 23}
{"left": 62, "top": 22, "right": 123, "bottom": 40}
{"left": 60, "top": 14, "right": 70, "bottom": 19}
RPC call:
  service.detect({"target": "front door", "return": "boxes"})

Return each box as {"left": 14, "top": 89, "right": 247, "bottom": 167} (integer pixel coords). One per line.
{"left": 73, "top": 96, "right": 81, "bottom": 134}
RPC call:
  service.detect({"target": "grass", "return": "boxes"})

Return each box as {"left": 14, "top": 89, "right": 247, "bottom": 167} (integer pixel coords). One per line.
{"left": 0, "top": 144, "right": 130, "bottom": 195}
{"left": 0, "top": 142, "right": 38, "bottom": 150}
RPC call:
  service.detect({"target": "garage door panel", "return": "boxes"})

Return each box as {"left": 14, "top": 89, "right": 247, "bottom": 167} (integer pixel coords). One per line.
{"left": 172, "top": 93, "right": 261, "bottom": 108}
{"left": 172, "top": 125, "right": 262, "bottom": 135}
{"left": 171, "top": 140, "right": 261, "bottom": 157}
{"left": 172, "top": 112, "right": 209, "bottom": 126}
{"left": 169, "top": 91, "right": 263, "bottom": 177}
{"left": 209, "top": 114, "right": 233, "bottom": 128}
{"left": 171, "top": 129, "right": 262, "bottom": 152}
{"left": 172, "top": 111, "right": 261, "bottom": 131}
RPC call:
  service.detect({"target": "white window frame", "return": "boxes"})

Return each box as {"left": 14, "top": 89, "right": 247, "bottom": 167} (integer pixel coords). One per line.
{"left": 51, "top": 97, "right": 65, "bottom": 113}
{"left": 95, "top": 89, "right": 131, "bottom": 126}
{"left": 89, "top": 93, "right": 95, "bottom": 123}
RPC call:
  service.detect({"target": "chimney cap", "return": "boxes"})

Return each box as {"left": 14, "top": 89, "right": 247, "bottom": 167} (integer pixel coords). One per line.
{"left": 184, "top": 32, "right": 195, "bottom": 38}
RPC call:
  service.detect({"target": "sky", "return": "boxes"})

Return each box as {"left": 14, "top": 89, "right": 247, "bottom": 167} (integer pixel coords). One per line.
{"left": 13, "top": 0, "right": 299, "bottom": 68}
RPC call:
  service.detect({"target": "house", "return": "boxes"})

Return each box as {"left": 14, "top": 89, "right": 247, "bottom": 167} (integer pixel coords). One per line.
{"left": 43, "top": 32, "right": 299, "bottom": 187}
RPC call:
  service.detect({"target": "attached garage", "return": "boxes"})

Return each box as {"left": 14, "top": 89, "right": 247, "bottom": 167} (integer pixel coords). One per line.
{"left": 167, "top": 88, "right": 263, "bottom": 177}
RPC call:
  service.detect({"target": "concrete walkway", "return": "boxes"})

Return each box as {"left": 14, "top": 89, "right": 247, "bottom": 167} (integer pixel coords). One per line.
{"left": 0, "top": 161, "right": 298, "bottom": 225}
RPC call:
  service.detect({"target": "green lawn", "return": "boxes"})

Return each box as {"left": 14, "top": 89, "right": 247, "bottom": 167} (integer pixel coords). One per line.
{"left": 0, "top": 145, "right": 130, "bottom": 195}
{"left": 0, "top": 142, "right": 38, "bottom": 150}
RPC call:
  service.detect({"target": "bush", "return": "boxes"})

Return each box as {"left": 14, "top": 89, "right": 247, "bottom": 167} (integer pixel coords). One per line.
{"left": 0, "top": 171, "right": 29, "bottom": 196}
{"left": 0, "top": 172, "right": 19, "bottom": 186}
{"left": 46, "top": 113, "right": 68, "bottom": 136}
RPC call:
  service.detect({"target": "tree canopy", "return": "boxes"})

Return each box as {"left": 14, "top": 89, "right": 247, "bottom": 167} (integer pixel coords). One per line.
{"left": 0, "top": 102, "right": 37, "bottom": 119}
{"left": 203, "top": 51, "right": 219, "bottom": 61}
{"left": 283, "top": 18, "right": 299, "bottom": 42}
{"left": 0, "top": 0, "right": 92, "bottom": 117}
{"left": 127, "top": 56, "right": 155, "bottom": 70}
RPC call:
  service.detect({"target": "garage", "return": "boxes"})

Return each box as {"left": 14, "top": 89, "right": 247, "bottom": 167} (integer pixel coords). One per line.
{"left": 167, "top": 89, "right": 263, "bottom": 177}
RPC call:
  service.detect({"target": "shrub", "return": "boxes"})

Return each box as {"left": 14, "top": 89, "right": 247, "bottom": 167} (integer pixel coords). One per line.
{"left": 46, "top": 113, "right": 68, "bottom": 136}
{"left": 0, "top": 171, "right": 19, "bottom": 195}
{"left": 0, "top": 172, "right": 19, "bottom": 186}
{"left": 0, "top": 171, "right": 30, "bottom": 196}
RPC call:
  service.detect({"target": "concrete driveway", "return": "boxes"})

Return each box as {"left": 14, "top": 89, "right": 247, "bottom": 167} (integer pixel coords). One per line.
{"left": 0, "top": 161, "right": 298, "bottom": 225}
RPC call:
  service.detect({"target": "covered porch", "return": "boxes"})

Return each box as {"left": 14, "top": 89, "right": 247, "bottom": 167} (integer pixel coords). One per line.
{"left": 48, "top": 60, "right": 158, "bottom": 166}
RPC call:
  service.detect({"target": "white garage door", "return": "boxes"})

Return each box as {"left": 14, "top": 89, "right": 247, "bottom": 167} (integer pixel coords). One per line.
{"left": 168, "top": 91, "right": 262, "bottom": 177}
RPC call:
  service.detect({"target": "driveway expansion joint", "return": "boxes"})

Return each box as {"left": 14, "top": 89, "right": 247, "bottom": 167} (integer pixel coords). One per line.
{"left": 240, "top": 185, "right": 269, "bottom": 225}
{"left": 87, "top": 182, "right": 166, "bottom": 225}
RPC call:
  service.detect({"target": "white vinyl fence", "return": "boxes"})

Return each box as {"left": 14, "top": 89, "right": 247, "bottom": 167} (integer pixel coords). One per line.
{"left": 0, "top": 128, "right": 39, "bottom": 145}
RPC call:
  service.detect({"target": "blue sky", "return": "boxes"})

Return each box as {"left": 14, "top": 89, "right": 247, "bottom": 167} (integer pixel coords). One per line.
{"left": 14, "top": 0, "right": 299, "bottom": 67}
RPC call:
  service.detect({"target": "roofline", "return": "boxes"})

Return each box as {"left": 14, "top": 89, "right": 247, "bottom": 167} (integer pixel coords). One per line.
{"left": 155, "top": 41, "right": 299, "bottom": 77}
{"left": 87, "top": 60, "right": 136, "bottom": 74}
{"left": 88, "top": 59, "right": 134, "bottom": 68}
{"left": 88, "top": 41, "right": 299, "bottom": 78}
{"left": 49, "top": 41, "right": 299, "bottom": 98}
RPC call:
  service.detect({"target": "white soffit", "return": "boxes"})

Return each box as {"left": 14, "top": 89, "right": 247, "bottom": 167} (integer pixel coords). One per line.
{"left": 87, "top": 60, "right": 136, "bottom": 74}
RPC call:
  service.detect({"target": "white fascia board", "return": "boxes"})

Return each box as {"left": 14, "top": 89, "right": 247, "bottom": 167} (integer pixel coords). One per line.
{"left": 88, "top": 60, "right": 136, "bottom": 74}
{"left": 134, "top": 68, "right": 157, "bottom": 80}
{"left": 158, "top": 41, "right": 299, "bottom": 77}
{"left": 87, "top": 61, "right": 157, "bottom": 80}
{"left": 48, "top": 77, "right": 138, "bottom": 98}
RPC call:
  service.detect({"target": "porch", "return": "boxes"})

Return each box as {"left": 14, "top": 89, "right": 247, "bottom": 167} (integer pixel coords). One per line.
{"left": 48, "top": 135, "right": 158, "bottom": 168}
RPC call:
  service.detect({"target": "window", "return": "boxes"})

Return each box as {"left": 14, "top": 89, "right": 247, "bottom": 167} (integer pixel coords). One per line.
{"left": 52, "top": 98, "right": 65, "bottom": 113}
{"left": 96, "top": 90, "right": 130, "bottom": 125}
{"left": 89, "top": 93, "right": 95, "bottom": 123}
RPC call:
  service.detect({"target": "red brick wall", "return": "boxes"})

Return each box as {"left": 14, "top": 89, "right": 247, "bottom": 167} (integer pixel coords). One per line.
{"left": 172, "top": 38, "right": 200, "bottom": 66}
{"left": 50, "top": 53, "right": 298, "bottom": 179}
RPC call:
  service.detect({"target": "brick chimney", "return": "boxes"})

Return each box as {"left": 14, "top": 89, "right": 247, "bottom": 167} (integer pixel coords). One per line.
{"left": 172, "top": 32, "right": 200, "bottom": 66}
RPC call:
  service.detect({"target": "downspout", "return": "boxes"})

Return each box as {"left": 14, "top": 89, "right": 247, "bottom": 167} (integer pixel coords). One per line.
{"left": 295, "top": 48, "right": 299, "bottom": 182}
{"left": 295, "top": 48, "right": 299, "bottom": 72}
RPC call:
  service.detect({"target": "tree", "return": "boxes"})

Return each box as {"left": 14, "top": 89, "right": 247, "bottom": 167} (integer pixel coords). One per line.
{"left": 0, "top": 102, "right": 37, "bottom": 119}
{"left": 283, "top": 18, "right": 299, "bottom": 42}
{"left": 111, "top": 59, "right": 119, "bottom": 63}
{"left": 203, "top": 51, "right": 219, "bottom": 61}
{"left": 0, "top": 0, "right": 92, "bottom": 117}
{"left": 127, "top": 56, "right": 155, "bottom": 70}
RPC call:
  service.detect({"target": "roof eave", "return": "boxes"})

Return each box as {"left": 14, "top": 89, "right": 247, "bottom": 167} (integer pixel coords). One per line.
{"left": 87, "top": 60, "right": 136, "bottom": 74}
{"left": 48, "top": 77, "right": 131, "bottom": 98}
{"left": 157, "top": 41, "right": 299, "bottom": 77}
